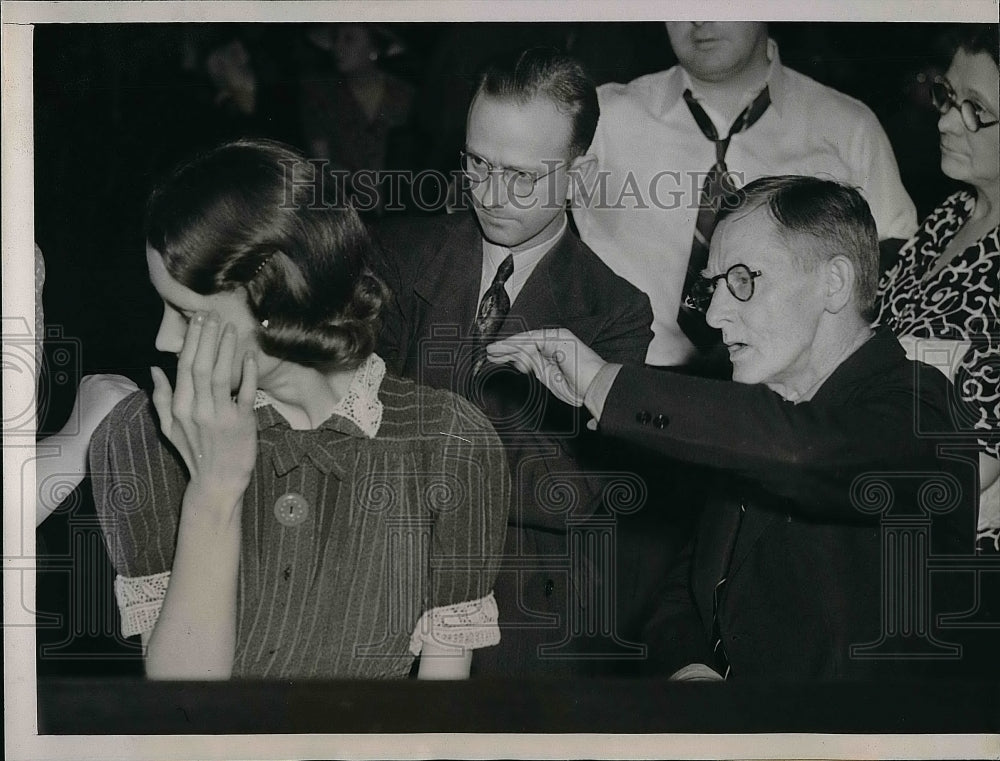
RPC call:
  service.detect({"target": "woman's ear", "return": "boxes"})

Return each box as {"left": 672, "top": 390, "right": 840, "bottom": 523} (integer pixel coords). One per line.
{"left": 567, "top": 153, "right": 598, "bottom": 204}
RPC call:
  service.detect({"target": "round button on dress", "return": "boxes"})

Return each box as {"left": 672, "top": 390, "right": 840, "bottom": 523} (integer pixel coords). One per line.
{"left": 273, "top": 492, "right": 310, "bottom": 527}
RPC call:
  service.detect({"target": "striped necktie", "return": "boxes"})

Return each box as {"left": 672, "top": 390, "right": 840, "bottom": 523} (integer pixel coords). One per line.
{"left": 677, "top": 86, "right": 771, "bottom": 347}
{"left": 471, "top": 253, "right": 515, "bottom": 373}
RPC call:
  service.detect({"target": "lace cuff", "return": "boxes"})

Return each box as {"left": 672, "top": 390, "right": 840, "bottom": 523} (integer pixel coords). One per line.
{"left": 408, "top": 592, "right": 501, "bottom": 655}
{"left": 114, "top": 571, "right": 170, "bottom": 638}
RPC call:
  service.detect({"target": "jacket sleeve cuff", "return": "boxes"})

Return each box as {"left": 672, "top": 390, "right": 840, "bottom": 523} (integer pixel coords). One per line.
{"left": 584, "top": 363, "right": 623, "bottom": 430}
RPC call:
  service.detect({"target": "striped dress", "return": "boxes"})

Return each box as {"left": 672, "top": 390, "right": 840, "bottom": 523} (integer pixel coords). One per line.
{"left": 90, "top": 355, "right": 510, "bottom": 678}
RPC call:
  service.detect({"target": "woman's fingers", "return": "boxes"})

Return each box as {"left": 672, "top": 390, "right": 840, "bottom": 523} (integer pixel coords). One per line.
{"left": 173, "top": 312, "right": 204, "bottom": 416}
{"left": 151, "top": 365, "right": 195, "bottom": 464}
{"left": 152, "top": 314, "right": 257, "bottom": 486}
{"left": 236, "top": 352, "right": 258, "bottom": 412}
{"left": 150, "top": 366, "right": 173, "bottom": 434}
{"left": 212, "top": 323, "right": 237, "bottom": 405}
{"left": 192, "top": 312, "right": 221, "bottom": 420}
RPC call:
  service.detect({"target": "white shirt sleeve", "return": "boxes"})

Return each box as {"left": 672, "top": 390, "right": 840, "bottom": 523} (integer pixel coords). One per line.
{"left": 846, "top": 106, "right": 918, "bottom": 241}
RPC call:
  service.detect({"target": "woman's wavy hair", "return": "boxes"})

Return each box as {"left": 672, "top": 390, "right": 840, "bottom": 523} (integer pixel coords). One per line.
{"left": 948, "top": 23, "right": 999, "bottom": 67}
{"left": 146, "top": 139, "right": 388, "bottom": 371}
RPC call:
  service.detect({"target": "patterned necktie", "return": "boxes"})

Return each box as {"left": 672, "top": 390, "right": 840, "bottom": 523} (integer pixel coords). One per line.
{"left": 471, "top": 253, "right": 515, "bottom": 373}
{"left": 678, "top": 86, "right": 771, "bottom": 346}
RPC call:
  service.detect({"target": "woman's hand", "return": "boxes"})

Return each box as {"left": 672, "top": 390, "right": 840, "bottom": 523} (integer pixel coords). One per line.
{"left": 150, "top": 311, "right": 258, "bottom": 498}
{"left": 145, "top": 313, "right": 254, "bottom": 680}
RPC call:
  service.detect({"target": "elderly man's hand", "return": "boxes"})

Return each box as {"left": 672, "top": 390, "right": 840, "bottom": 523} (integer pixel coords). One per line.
{"left": 486, "top": 328, "right": 606, "bottom": 407}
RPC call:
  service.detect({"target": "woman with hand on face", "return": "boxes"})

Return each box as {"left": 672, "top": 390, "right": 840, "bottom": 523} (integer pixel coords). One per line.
{"left": 875, "top": 24, "right": 999, "bottom": 554}
{"left": 90, "top": 139, "right": 508, "bottom": 680}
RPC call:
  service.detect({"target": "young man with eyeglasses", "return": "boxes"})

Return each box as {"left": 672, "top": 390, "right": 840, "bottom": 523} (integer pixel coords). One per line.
{"left": 489, "top": 176, "right": 978, "bottom": 680}
{"left": 374, "top": 47, "right": 655, "bottom": 677}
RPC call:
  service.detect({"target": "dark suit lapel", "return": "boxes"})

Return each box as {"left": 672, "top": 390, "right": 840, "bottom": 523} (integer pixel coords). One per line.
{"left": 413, "top": 213, "right": 484, "bottom": 336}
{"left": 726, "top": 493, "right": 786, "bottom": 582}
{"left": 404, "top": 214, "right": 484, "bottom": 392}
{"left": 503, "top": 229, "right": 606, "bottom": 343}
{"left": 501, "top": 235, "right": 562, "bottom": 336}
{"left": 692, "top": 495, "right": 743, "bottom": 621}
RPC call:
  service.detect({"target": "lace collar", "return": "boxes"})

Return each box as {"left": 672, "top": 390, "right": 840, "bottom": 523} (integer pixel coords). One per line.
{"left": 252, "top": 354, "right": 386, "bottom": 439}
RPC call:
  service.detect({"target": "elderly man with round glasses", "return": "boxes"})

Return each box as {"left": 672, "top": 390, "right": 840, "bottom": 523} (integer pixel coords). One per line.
{"left": 488, "top": 175, "right": 978, "bottom": 681}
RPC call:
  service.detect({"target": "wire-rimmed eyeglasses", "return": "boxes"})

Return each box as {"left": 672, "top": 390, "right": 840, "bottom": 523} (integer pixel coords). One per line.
{"left": 686, "top": 263, "right": 763, "bottom": 312}
{"left": 930, "top": 76, "right": 1000, "bottom": 133}
{"left": 459, "top": 149, "right": 568, "bottom": 198}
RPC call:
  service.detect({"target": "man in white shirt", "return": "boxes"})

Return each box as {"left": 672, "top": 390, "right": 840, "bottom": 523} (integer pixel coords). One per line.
{"left": 574, "top": 22, "right": 917, "bottom": 365}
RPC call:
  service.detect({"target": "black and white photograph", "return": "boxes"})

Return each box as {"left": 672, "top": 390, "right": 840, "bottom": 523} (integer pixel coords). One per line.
{"left": 4, "top": 1, "right": 999, "bottom": 759}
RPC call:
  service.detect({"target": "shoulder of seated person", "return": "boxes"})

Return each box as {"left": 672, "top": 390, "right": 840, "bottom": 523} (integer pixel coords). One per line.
{"left": 570, "top": 240, "right": 652, "bottom": 309}
{"left": 379, "top": 374, "right": 493, "bottom": 434}
{"left": 105, "top": 389, "right": 155, "bottom": 426}
{"left": 89, "top": 390, "right": 157, "bottom": 453}
{"left": 375, "top": 374, "right": 444, "bottom": 437}
{"left": 599, "top": 68, "right": 672, "bottom": 103}
{"left": 373, "top": 213, "right": 460, "bottom": 255}
{"left": 781, "top": 65, "right": 878, "bottom": 123}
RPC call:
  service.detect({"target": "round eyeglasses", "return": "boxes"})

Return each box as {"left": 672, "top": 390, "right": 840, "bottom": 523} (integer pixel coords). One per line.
{"left": 686, "top": 263, "right": 763, "bottom": 312}
{"left": 460, "top": 149, "right": 567, "bottom": 198}
{"left": 930, "top": 76, "right": 1000, "bottom": 133}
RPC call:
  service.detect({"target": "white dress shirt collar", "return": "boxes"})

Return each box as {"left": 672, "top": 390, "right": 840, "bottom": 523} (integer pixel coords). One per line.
{"left": 479, "top": 213, "right": 568, "bottom": 306}
{"left": 667, "top": 38, "right": 785, "bottom": 126}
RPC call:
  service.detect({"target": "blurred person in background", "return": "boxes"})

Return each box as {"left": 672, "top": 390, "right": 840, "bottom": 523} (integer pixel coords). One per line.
{"left": 299, "top": 23, "right": 415, "bottom": 213}
{"left": 174, "top": 26, "right": 302, "bottom": 152}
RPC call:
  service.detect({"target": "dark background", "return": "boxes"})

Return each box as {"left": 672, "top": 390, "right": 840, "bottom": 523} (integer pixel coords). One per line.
{"left": 32, "top": 22, "right": 978, "bottom": 692}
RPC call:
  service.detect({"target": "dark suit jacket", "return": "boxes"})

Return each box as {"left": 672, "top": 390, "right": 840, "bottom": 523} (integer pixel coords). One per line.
{"left": 601, "top": 330, "right": 977, "bottom": 680}
{"left": 374, "top": 211, "right": 654, "bottom": 674}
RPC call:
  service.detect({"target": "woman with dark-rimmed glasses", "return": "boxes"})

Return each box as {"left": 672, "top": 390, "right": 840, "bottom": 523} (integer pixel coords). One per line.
{"left": 875, "top": 24, "right": 999, "bottom": 555}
